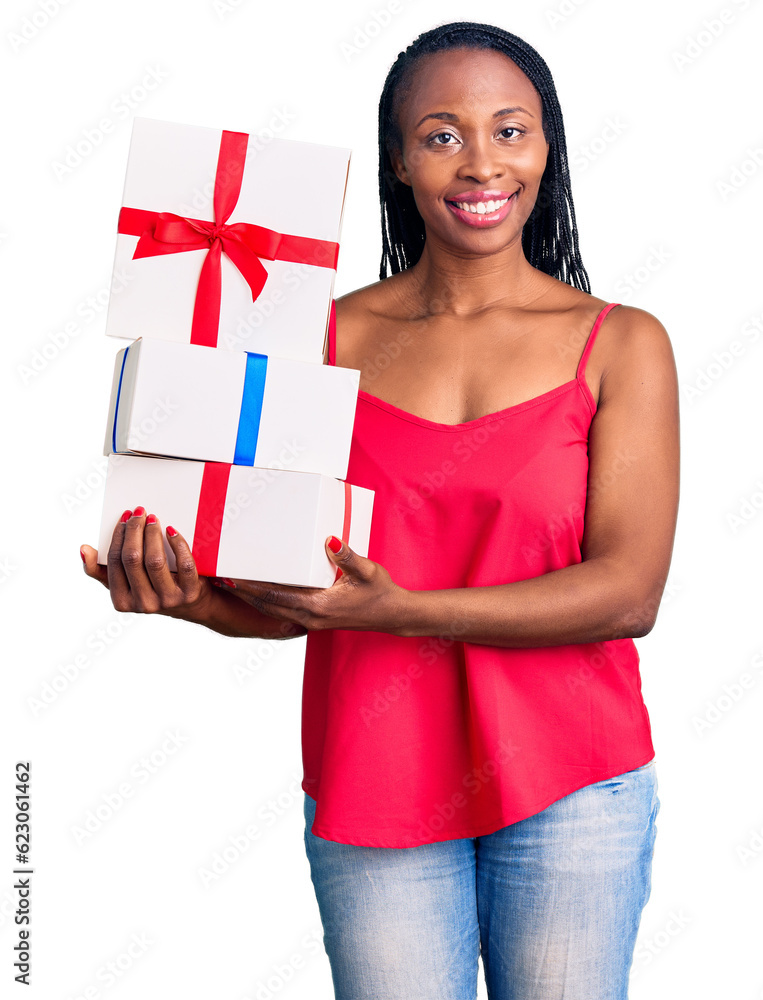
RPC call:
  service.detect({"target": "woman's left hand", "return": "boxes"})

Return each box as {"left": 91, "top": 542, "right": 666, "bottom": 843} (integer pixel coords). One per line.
{"left": 215, "top": 535, "right": 413, "bottom": 634}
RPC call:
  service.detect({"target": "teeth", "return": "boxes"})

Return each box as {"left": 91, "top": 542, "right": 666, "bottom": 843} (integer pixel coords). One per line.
{"left": 453, "top": 196, "right": 510, "bottom": 214}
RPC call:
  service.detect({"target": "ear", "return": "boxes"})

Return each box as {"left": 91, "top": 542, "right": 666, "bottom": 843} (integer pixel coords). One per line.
{"left": 389, "top": 145, "right": 411, "bottom": 187}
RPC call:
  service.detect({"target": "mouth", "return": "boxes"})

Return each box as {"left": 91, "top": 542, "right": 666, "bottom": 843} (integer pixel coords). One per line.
{"left": 445, "top": 191, "right": 518, "bottom": 226}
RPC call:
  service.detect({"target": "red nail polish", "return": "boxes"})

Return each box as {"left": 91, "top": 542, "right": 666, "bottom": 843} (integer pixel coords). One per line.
{"left": 133, "top": 506, "right": 146, "bottom": 517}
{"left": 145, "top": 513, "right": 157, "bottom": 525}
{"left": 166, "top": 525, "right": 178, "bottom": 537}
{"left": 220, "top": 578, "right": 237, "bottom": 588}
{"left": 328, "top": 535, "right": 342, "bottom": 553}
{"left": 120, "top": 509, "right": 132, "bottom": 523}
{"left": 80, "top": 548, "right": 87, "bottom": 563}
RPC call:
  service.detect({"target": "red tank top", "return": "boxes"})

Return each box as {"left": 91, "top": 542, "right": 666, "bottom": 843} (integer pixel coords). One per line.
{"left": 301, "top": 298, "right": 655, "bottom": 847}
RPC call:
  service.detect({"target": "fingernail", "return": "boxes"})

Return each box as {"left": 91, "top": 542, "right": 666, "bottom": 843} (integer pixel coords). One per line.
{"left": 132, "top": 506, "right": 145, "bottom": 517}
{"left": 120, "top": 509, "right": 132, "bottom": 523}
{"left": 219, "top": 578, "right": 237, "bottom": 588}
{"left": 80, "top": 547, "right": 87, "bottom": 564}
{"left": 145, "top": 513, "right": 157, "bottom": 525}
{"left": 335, "top": 569, "right": 343, "bottom": 579}
{"left": 166, "top": 525, "right": 178, "bottom": 537}
{"left": 327, "top": 535, "right": 342, "bottom": 553}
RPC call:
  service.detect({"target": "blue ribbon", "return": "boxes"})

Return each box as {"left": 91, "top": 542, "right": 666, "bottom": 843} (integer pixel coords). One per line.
{"left": 233, "top": 352, "right": 268, "bottom": 465}
{"left": 111, "top": 345, "right": 131, "bottom": 453}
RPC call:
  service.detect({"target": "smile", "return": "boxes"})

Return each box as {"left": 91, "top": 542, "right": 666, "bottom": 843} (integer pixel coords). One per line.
{"left": 445, "top": 192, "right": 517, "bottom": 226}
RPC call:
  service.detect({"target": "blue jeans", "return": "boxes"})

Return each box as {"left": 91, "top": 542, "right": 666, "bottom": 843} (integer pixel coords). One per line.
{"left": 303, "top": 760, "right": 659, "bottom": 999}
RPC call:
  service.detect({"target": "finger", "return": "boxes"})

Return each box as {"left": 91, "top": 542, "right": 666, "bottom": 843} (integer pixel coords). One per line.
{"left": 80, "top": 544, "right": 109, "bottom": 588}
{"left": 120, "top": 506, "right": 158, "bottom": 611}
{"left": 164, "top": 524, "right": 201, "bottom": 600}
{"left": 215, "top": 580, "right": 319, "bottom": 627}
{"left": 218, "top": 578, "right": 321, "bottom": 612}
{"left": 106, "top": 511, "right": 133, "bottom": 608}
{"left": 142, "top": 514, "right": 181, "bottom": 602}
{"left": 325, "top": 536, "right": 371, "bottom": 582}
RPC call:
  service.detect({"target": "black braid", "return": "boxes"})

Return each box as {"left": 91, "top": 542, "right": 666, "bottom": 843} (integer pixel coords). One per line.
{"left": 378, "top": 21, "right": 591, "bottom": 293}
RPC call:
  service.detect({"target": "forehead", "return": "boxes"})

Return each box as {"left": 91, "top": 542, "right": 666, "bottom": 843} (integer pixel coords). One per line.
{"left": 397, "top": 47, "right": 542, "bottom": 123}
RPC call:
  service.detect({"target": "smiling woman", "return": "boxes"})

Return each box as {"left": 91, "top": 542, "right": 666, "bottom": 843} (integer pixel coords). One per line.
{"left": 80, "top": 18, "right": 679, "bottom": 1000}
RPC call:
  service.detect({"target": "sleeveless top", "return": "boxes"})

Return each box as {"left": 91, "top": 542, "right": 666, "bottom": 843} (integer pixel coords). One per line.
{"left": 301, "top": 298, "right": 655, "bottom": 848}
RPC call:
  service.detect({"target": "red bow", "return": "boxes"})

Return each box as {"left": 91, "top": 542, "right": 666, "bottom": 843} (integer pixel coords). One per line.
{"left": 118, "top": 130, "right": 340, "bottom": 348}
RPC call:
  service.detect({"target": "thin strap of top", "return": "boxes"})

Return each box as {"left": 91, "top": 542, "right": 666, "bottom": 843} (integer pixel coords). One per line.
{"left": 577, "top": 302, "right": 621, "bottom": 382}
{"left": 327, "top": 298, "right": 621, "bottom": 378}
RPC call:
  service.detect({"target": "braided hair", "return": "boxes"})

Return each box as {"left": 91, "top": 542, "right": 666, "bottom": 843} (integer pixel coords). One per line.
{"left": 378, "top": 21, "right": 591, "bottom": 293}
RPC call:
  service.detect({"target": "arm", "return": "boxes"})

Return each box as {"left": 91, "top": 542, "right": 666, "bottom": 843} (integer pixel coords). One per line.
{"left": 220, "top": 306, "right": 680, "bottom": 647}
{"left": 80, "top": 512, "right": 307, "bottom": 640}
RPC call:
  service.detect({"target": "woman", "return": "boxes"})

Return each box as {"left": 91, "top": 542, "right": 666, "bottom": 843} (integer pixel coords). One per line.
{"left": 81, "top": 21, "right": 680, "bottom": 1000}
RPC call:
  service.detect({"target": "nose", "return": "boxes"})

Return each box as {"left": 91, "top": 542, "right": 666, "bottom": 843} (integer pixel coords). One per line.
{"left": 455, "top": 132, "right": 506, "bottom": 185}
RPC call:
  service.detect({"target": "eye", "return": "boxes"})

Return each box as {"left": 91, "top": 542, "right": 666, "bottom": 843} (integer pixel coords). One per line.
{"left": 428, "top": 131, "right": 457, "bottom": 145}
{"left": 427, "top": 127, "right": 525, "bottom": 146}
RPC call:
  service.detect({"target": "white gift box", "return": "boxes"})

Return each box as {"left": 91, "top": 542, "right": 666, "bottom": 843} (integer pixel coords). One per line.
{"left": 97, "top": 455, "right": 374, "bottom": 588}
{"left": 105, "top": 116, "right": 351, "bottom": 362}
{"left": 103, "top": 337, "right": 360, "bottom": 479}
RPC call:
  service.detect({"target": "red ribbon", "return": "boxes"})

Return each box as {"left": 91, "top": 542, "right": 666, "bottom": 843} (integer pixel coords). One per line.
{"left": 335, "top": 481, "right": 352, "bottom": 582}
{"left": 118, "top": 130, "right": 341, "bottom": 348}
{"left": 191, "top": 463, "right": 354, "bottom": 580}
{"left": 192, "top": 462, "right": 231, "bottom": 576}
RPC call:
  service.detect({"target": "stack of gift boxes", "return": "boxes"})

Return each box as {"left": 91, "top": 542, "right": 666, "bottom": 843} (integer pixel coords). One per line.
{"left": 96, "top": 116, "right": 374, "bottom": 587}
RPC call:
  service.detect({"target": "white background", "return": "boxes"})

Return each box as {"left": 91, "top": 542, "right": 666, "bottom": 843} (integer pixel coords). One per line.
{"left": 2, "top": 0, "right": 762, "bottom": 997}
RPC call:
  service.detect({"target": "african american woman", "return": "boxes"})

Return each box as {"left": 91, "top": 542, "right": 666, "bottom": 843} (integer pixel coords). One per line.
{"left": 82, "top": 20, "right": 680, "bottom": 1000}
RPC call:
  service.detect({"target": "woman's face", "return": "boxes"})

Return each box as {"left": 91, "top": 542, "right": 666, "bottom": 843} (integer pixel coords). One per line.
{"left": 389, "top": 46, "right": 550, "bottom": 256}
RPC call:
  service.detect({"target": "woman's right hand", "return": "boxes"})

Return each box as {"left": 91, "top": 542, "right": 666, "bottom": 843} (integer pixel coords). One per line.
{"left": 80, "top": 507, "right": 307, "bottom": 639}
{"left": 80, "top": 507, "right": 216, "bottom": 621}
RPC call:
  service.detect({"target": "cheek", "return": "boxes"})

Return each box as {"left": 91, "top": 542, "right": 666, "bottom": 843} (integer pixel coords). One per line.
{"left": 515, "top": 146, "right": 549, "bottom": 184}
{"left": 409, "top": 189, "right": 439, "bottom": 225}
{"left": 402, "top": 144, "right": 430, "bottom": 176}
{"left": 406, "top": 165, "right": 446, "bottom": 215}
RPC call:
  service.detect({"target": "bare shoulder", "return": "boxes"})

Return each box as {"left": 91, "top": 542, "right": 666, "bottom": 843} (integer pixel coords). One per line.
{"left": 333, "top": 284, "right": 377, "bottom": 332}
{"left": 596, "top": 304, "right": 678, "bottom": 404}
{"left": 602, "top": 304, "right": 676, "bottom": 369}
{"left": 335, "top": 273, "right": 409, "bottom": 321}
{"left": 333, "top": 274, "right": 412, "bottom": 356}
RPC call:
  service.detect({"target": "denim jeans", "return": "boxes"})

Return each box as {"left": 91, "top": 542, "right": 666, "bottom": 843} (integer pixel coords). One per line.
{"left": 303, "top": 760, "right": 659, "bottom": 999}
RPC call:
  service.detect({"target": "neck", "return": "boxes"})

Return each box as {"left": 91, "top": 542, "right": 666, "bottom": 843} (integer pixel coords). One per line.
{"left": 399, "top": 230, "right": 549, "bottom": 318}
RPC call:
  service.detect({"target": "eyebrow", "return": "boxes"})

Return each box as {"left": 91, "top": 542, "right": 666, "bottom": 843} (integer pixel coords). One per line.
{"left": 415, "top": 107, "right": 536, "bottom": 128}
